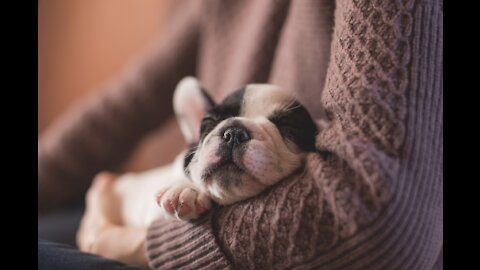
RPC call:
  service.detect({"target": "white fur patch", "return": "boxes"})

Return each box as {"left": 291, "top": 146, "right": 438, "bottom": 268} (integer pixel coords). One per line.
{"left": 241, "top": 84, "right": 297, "bottom": 118}
{"left": 114, "top": 152, "right": 188, "bottom": 227}
{"left": 241, "top": 118, "right": 304, "bottom": 185}
{"left": 188, "top": 135, "right": 222, "bottom": 193}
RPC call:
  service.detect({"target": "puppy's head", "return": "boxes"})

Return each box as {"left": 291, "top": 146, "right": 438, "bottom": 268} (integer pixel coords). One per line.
{"left": 174, "top": 77, "right": 318, "bottom": 205}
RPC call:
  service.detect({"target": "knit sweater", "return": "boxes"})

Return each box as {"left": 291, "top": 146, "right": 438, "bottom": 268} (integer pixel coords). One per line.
{"left": 38, "top": 0, "right": 443, "bottom": 269}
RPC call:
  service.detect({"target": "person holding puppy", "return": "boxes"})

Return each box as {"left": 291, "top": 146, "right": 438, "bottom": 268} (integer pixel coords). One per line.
{"left": 39, "top": 1, "right": 443, "bottom": 269}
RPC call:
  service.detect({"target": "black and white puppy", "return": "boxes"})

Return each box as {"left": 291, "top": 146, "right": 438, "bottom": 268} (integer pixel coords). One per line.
{"left": 113, "top": 77, "right": 318, "bottom": 226}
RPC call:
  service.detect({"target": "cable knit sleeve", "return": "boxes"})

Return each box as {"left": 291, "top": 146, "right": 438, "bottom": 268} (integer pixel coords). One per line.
{"left": 146, "top": 0, "right": 442, "bottom": 269}
{"left": 38, "top": 2, "right": 202, "bottom": 214}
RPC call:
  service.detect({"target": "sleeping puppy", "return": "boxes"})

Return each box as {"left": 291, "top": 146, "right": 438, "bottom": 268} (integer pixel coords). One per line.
{"left": 112, "top": 77, "right": 319, "bottom": 227}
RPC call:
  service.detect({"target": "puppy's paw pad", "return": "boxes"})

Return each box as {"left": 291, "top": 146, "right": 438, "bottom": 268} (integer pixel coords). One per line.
{"left": 160, "top": 198, "right": 176, "bottom": 215}
{"left": 176, "top": 202, "right": 192, "bottom": 216}
{"left": 155, "top": 186, "right": 211, "bottom": 221}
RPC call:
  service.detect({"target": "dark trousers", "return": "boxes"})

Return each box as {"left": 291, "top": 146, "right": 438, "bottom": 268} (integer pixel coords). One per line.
{"left": 38, "top": 207, "right": 143, "bottom": 270}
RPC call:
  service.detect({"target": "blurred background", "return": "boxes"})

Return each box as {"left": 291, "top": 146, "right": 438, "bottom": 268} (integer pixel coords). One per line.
{"left": 38, "top": 0, "right": 184, "bottom": 172}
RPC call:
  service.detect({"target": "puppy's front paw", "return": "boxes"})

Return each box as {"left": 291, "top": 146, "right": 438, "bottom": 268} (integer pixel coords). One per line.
{"left": 155, "top": 185, "right": 211, "bottom": 221}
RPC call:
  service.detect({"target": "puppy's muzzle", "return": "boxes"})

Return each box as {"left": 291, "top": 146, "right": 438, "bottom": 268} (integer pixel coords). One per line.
{"left": 201, "top": 124, "right": 251, "bottom": 184}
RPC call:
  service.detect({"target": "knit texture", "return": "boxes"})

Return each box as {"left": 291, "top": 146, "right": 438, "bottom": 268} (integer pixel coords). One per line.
{"left": 39, "top": 0, "right": 443, "bottom": 269}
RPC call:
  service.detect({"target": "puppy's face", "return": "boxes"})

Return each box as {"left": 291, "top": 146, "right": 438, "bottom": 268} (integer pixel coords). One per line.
{"left": 174, "top": 77, "right": 318, "bottom": 205}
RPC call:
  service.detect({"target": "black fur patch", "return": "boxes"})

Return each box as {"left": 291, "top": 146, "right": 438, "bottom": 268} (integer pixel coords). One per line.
{"left": 200, "top": 87, "right": 216, "bottom": 108}
{"left": 183, "top": 143, "right": 198, "bottom": 176}
{"left": 198, "top": 87, "right": 246, "bottom": 142}
{"left": 269, "top": 101, "right": 318, "bottom": 152}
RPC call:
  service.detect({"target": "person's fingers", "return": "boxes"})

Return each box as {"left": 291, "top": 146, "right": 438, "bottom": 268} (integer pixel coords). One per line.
{"left": 86, "top": 171, "right": 118, "bottom": 207}
{"left": 77, "top": 171, "right": 120, "bottom": 252}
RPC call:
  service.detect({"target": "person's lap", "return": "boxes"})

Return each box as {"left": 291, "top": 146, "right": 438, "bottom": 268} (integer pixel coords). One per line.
{"left": 38, "top": 207, "right": 143, "bottom": 270}
{"left": 38, "top": 206, "right": 84, "bottom": 247}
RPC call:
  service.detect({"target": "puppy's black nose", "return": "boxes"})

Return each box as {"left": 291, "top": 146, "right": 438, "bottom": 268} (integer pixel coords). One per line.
{"left": 222, "top": 127, "right": 250, "bottom": 145}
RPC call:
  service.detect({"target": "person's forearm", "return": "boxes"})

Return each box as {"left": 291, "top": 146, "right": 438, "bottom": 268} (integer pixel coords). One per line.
{"left": 92, "top": 226, "right": 149, "bottom": 269}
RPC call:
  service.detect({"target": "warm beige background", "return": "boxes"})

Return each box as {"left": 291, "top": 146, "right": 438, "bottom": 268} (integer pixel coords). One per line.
{"left": 38, "top": 0, "right": 184, "bottom": 171}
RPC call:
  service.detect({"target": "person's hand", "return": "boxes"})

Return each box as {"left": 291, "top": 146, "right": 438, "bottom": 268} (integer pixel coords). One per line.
{"left": 77, "top": 172, "right": 120, "bottom": 253}
{"left": 76, "top": 172, "right": 149, "bottom": 268}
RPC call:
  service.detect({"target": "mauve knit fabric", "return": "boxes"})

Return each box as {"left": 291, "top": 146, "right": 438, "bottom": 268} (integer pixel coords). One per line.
{"left": 38, "top": 1, "right": 443, "bottom": 269}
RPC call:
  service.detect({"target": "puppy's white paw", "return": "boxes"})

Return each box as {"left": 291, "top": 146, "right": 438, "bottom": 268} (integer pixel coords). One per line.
{"left": 155, "top": 185, "right": 211, "bottom": 221}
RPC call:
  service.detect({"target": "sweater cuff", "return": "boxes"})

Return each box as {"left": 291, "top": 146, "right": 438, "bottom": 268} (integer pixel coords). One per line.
{"left": 145, "top": 212, "right": 233, "bottom": 270}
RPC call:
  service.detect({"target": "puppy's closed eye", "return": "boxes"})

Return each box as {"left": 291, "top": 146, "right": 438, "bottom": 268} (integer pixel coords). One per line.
{"left": 269, "top": 104, "right": 318, "bottom": 152}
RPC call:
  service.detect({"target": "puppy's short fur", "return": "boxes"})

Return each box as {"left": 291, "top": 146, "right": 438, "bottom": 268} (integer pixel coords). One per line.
{"left": 112, "top": 77, "right": 319, "bottom": 226}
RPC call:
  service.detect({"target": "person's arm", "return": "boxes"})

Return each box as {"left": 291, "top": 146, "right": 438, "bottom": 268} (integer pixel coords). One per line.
{"left": 38, "top": 1, "right": 202, "bottom": 214}
{"left": 144, "top": 1, "right": 443, "bottom": 269}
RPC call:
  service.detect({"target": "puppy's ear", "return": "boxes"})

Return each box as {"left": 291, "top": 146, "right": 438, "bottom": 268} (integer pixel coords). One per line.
{"left": 174, "top": 77, "right": 215, "bottom": 144}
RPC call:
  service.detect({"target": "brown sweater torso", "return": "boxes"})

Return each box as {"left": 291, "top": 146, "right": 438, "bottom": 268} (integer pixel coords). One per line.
{"left": 38, "top": 1, "right": 443, "bottom": 269}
